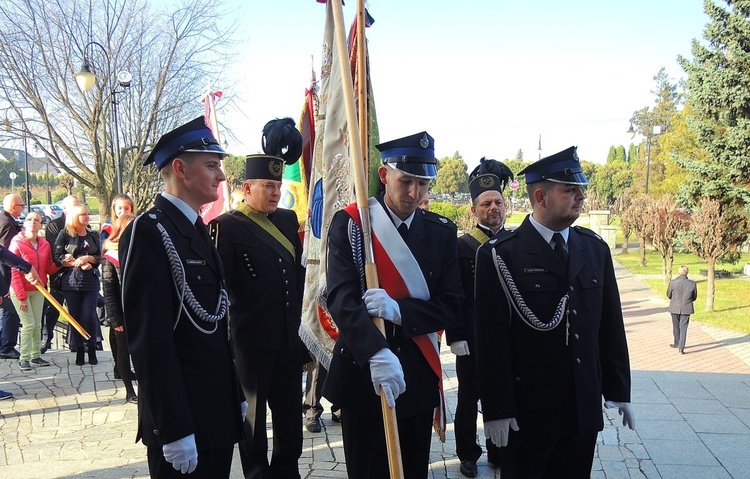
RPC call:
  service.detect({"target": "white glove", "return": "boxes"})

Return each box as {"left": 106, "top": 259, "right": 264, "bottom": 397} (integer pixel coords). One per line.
{"left": 450, "top": 340, "right": 470, "bottom": 356}
{"left": 484, "top": 418, "right": 519, "bottom": 447}
{"left": 368, "top": 348, "right": 406, "bottom": 409}
{"left": 162, "top": 433, "right": 198, "bottom": 474}
{"left": 240, "top": 401, "right": 248, "bottom": 421}
{"left": 363, "top": 288, "right": 401, "bottom": 325}
{"left": 604, "top": 401, "right": 635, "bottom": 429}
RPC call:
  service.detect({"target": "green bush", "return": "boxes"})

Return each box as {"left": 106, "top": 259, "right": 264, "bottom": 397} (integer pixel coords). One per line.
{"left": 429, "top": 202, "right": 458, "bottom": 221}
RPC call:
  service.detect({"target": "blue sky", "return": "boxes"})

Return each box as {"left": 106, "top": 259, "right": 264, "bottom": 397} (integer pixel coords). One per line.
{"left": 166, "top": 0, "right": 711, "bottom": 169}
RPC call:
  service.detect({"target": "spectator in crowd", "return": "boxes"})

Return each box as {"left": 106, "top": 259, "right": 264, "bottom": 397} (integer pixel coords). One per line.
{"left": 0, "top": 194, "right": 25, "bottom": 360}
{"left": 54, "top": 204, "right": 101, "bottom": 366}
{"left": 102, "top": 213, "right": 137, "bottom": 403}
{"left": 9, "top": 211, "right": 58, "bottom": 371}
{"left": 42, "top": 195, "right": 80, "bottom": 353}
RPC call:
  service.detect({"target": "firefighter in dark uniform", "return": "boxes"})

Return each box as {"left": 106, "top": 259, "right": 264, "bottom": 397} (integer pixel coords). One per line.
{"left": 120, "top": 117, "right": 245, "bottom": 479}
{"left": 209, "top": 118, "right": 307, "bottom": 479}
{"left": 473, "top": 146, "right": 634, "bottom": 479}
{"left": 445, "top": 158, "right": 513, "bottom": 477}
{"left": 323, "top": 131, "right": 463, "bottom": 479}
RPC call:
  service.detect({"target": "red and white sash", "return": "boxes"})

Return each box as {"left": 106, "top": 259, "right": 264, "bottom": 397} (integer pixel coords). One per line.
{"left": 344, "top": 198, "right": 446, "bottom": 442}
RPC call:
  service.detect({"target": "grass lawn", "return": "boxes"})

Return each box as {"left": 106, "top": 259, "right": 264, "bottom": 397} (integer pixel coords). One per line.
{"left": 615, "top": 250, "right": 750, "bottom": 334}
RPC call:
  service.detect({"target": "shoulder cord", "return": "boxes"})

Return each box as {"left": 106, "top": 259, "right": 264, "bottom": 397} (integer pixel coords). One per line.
{"left": 155, "top": 222, "right": 228, "bottom": 334}
{"left": 491, "top": 247, "right": 568, "bottom": 331}
{"left": 348, "top": 219, "right": 367, "bottom": 295}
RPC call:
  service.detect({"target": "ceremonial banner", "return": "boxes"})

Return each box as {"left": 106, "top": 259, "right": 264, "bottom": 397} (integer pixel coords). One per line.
{"left": 280, "top": 73, "right": 317, "bottom": 231}
{"left": 299, "top": 1, "right": 379, "bottom": 368}
{"left": 200, "top": 90, "right": 230, "bottom": 222}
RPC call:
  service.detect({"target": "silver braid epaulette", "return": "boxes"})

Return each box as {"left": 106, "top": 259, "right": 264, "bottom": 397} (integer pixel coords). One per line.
{"left": 157, "top": 222, "right": 229, "bottom": 325}
{"left": 491, "top": 247, "right": 568, "bottom": 331}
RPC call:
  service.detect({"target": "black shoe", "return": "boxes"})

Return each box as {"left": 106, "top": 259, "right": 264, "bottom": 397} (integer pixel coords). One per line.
{"left": 19, "top": 360, "right": 33, "bottom": 371}
{"left": 126, "top": 394, "right": 138, "bottom": 404}
{"left": 88, "top": 351, "right": 98, "bottom": 365}
{"left": 331, "top": 410, "right": 341, "bottom": 423}
{"left": 41, "top": 342, "right": 51, "bottom": 354}
{"left": 75, "top": 350, "right": 85, "bottom": 366}
{"left": 459, "top": 460, "right": 477, "bottom": 478}
{"left": 680, "top": 349, "right": 685, "bottom": 354}
{"left": 0, "top": 349, "right": 21, "bottom": 359}
{"left": 30, "top": 358, "right": 50, "bottom": 367}
{"left": 306, "top": 417, "right": 322, "bottom": 433}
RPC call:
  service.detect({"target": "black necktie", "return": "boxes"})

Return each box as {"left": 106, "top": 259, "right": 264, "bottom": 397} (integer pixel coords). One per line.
{"left": 398, "top": 223, "right": 409, "bottom": 242}
{"left": 552, "top": 232, "right": 568, "bottom": 266}
{"left": 195, "top": 216, "right": 212, "bottom": 248}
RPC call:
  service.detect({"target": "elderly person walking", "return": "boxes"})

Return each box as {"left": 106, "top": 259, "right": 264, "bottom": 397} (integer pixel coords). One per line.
{"left": 667, "top": 266, "right": 698, "bottom": 354}
{"left": 9, "top": 211, "right": 58, "bottom": 371}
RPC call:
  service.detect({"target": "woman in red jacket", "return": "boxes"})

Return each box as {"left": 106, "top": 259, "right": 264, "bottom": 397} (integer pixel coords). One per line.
{"left": 10, "top": 211, "right": 59, "bottom": 371}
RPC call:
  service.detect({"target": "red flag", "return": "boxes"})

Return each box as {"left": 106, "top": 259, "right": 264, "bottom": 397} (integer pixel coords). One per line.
{"left": 200, "top": 90, "right": 229, "bottom": 223}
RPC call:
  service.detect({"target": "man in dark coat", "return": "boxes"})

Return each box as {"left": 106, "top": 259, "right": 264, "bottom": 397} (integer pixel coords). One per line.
{"left": 445, "top": 159, "right": 512, "bottom": 477}
{"left": 323, "top": 131, "right": 463, "bottom": 479}
{"left": 210, "top": 134, "right": 307, "bottom": 479}
{"left": 0, "top": 194, "right": 24, "bottom": 359}
{"left": 667, "top": 265, "right": 698, "bottom": 354}
{"left": 120, "top": 117, "right": 245, "bottom": 479}
{"left": 474, "top": 146, "right": 634, "bottom": 479}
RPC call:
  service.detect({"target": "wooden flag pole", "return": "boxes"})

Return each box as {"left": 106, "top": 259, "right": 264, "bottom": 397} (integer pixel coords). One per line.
{"left": 329, "top": 1, "right": 404, "bottom": 477}
{"left": 34, "top": 283, "right": 90, "bottom": 340}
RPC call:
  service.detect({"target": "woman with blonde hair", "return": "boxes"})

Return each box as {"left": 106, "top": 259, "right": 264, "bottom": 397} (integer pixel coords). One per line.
{"left": 102, "top": 213, "right": 137, "bottom": 403}
{"left": 10, "top": 211, "right": 59, "bottom": 371}
{"left": 54, "top": 204, "right": 101, "bottom": 366}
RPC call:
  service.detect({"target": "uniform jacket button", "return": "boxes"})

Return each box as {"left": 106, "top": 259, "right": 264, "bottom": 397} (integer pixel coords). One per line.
{"left": 576, "top": 358, "right": 581, "bottom": 364}
{"left": 153, "top": 429, "right": 160, "bottom": 436}
{"left": 574, "top": 333, "right": 580, "bottom": 340}
{"left": 572, "top": 309, "right": 577, "bottom": 316}
{"left": 196, "top": 275, "right": 202, "bottom": 280}
{"left": 569, "top": 285, "right": 575, "bottom": 292}
{"left": 278, "top": 258, "right": 282, "bottom": 263}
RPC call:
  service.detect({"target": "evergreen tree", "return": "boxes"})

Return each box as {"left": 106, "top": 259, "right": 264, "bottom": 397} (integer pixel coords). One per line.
{"left": 677, "top": 0, "right": 750, "bottom": 266}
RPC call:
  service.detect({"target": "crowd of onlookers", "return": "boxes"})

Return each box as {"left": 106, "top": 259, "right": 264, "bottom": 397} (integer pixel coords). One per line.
{"left": 0, "top": 193, "right": 137, "bottom": 404}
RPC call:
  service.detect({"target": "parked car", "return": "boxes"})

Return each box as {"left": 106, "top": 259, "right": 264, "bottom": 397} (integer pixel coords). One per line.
{"left": 36, "top": 204, "right": 64, "bottom": 221}
{"left": 29, "top": 205, "right": 51, "bottom": 224}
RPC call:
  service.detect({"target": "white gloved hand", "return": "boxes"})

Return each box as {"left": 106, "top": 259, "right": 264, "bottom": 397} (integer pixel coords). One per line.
{"left": 484, "top": 418, "right": 519, "bottom": 447}
{"left": 162, "top": 433, "right": 198, "bottom": 474}
{"left": 604, "top": 401, "right": 635, "bottom": 429}
{"left": 450, "top": 340, "right": 470, "bottom": 356}
{"left": 363, "top": 288, "right": 401, "bottom": 325}
{"left": 368, "top": 348, "right": 406, "bottom": 409}
{"left": 240, "top": 401, "right": 249, "bottom": 421}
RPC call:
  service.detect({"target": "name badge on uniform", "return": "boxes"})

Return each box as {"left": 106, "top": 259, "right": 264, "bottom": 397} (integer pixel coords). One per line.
{"left": 186, "top": 259, "right": 206, "bottom": 266}
{"left": 524, "top": 268, "right": 547, "bottom": 273}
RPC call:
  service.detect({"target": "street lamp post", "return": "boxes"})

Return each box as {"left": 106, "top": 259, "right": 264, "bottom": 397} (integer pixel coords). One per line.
{"left": 23, "top": 133, "right": 31, "bottom": 208}
{"left": 73, "top": 41, "right": 131, "bottom": 194}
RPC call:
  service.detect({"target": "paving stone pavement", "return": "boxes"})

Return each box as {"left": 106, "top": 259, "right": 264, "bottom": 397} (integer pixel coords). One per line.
{"left": 1, "top": 258, "right": 749, "bottom": 478}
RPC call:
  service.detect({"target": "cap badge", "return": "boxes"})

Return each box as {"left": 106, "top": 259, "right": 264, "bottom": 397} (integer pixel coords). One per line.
{"left": 420, "top": 133, "right": 429, "bottom": 149}
{"left": 149, "top": 214, "right": 157, "bottom": 219}
{"left": 268, "top": 161, "right": 283, "bottom": 178}
{"left": 479, "top": 176, "right": 495, "bottom": 188}
{"left": 439, "top": 217, "right": 447, "bottom": 224}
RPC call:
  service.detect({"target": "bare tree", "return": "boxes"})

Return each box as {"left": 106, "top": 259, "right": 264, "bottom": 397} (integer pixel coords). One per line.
{"left": 682, "top": 198, "right": 748, "bottom": 311}
{"left": 620, "top": 196, "right": 653, "bottom": 266}
{"left": 643, "top": 196, "right": 690, "bottom": 285}
{"left": 0, "top": 0, "right": 235, "bottom": 218}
